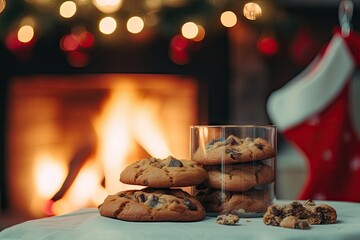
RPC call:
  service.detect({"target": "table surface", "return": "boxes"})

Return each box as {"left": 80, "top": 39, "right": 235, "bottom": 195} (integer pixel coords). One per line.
{"left": 1, "top": 200, "right": 360, "bottom": 240}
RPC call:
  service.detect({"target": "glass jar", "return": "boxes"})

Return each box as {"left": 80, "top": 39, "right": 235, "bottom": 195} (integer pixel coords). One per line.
{"left": 190, "top": 125, "right": 276, "bottom": 217}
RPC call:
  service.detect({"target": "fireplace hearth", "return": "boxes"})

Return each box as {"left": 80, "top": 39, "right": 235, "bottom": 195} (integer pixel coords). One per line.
{"left": 5, "top": 74, "right": 200, "bottom": 217}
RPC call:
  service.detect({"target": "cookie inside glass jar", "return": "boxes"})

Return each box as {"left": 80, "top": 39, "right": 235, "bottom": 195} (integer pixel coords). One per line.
{"left": 190, "top": 125, "right": 277, "bottom": 217}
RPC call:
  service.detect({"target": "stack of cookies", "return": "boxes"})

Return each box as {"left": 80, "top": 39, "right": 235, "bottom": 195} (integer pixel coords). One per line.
{"left": 192, "top": 135, "right": 276, "bottom": 215}
{"left": 98, "top": 156, "right": 208, "bottom": 222}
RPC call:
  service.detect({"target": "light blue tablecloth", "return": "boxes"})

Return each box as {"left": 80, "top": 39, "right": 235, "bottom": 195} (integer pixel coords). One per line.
{"left": 1, "top": 201, "right": 360, "bottom": 240}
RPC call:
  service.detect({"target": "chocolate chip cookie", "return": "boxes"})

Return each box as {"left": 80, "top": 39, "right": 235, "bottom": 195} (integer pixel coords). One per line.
{"left": 99, "top": 187, "right": 206, "bottom": 222}
{"left": 203, "top": 162, "right": 274, "bottom": 191}
{"left": 192, "top": 135, "right": 275, "bottom": 165}
{"left": 197, "top": 188, "right": 272, "bottom": 214}
{"left": 263, "top": 200, "right": 337, "bottom": 226}
{"left": 120, "top": 156, "right": 208, "bottom": 188}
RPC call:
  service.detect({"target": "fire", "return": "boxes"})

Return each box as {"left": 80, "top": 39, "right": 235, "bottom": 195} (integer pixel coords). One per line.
{"left": 34, "top": 153, "right": 67, "bottom": 199}
{"left": 8, "top": 74, "right": 197, "bottom": 217}
{"left": 92, "top": 80, "right": 173, "bottom": 195}
{"left": 131, "top": 97, "right": 172, "bottom": 158}
{"left": 93, "top": 87, "right": 136, "bottom": 194}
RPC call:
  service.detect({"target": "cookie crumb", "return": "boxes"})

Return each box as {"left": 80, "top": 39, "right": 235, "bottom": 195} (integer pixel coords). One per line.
{"left": 216, "top": 213, "right": 240, "bottom": 225}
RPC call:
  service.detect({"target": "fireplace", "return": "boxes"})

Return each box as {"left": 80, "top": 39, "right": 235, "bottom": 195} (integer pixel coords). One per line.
{"left": 4, "top": 74, "right": 200, "bottom": 217}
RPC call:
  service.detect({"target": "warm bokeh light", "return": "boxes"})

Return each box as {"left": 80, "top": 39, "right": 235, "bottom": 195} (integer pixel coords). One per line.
{"left": 144, "top": 12, "right": 159, "bottom": 27}
{"left": 0, "top": 0, "right": 6, "bottom": 14}
{"left": 193, "top": 24, "right": 205, "bottom": 42}
{"left": 220, "top": 11, "right": 237, "bottom": 28}
{"left": 169, "top": 35, "right": 189, "bottom": 65}
{"left": 92, "top": 0, "right": 123, "bottom": 14}
{"left": 17, "top": 25, "right": 34, "bottom": 43}
{"left": 127, "top": 16, "right": 144, "bottom": 34}
{"left": 60, "top": 31, "right": 94, "bottom": 52}
{"left": 19, "top": 16, "right": 36, "bottom": 28}
{"left": 144, "top": 0, "right": 161, "bottom": 9}
{"left": 78, "top": 31, "right": 94, "bottom": 48}
{"left": 181, "top": 22, "right": 198, "bottom": 39}
{"left": 60, "top": 34, "right": 79, "bottom": 51}
{"left": 257, "top": 36, "right": 278, "bottom": 55}
{"left": 99, "top": 16, "right": 117, "bottom": 34}
{"left": 243, "top": 2, "right": 262, "bottom": 20}
{"left": 59, "top": 1, "right": 77, "bottom": 18}
{"left": 170, "top": 34, "right": 188, "bottom": 50}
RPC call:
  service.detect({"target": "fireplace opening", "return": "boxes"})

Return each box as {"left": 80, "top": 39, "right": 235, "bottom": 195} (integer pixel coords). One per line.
{"left": 5, "top": 74, "right": 200, "bottom": 218}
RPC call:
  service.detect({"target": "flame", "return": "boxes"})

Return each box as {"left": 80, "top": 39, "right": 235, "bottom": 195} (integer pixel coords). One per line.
{"left": 34, "top": 153, "right": 67, "bottom": 199}
{"left": 132, "top": 97, "right": 172, "bottom": 158}
{"left": 51, "top": 158, "right": 105, "bottom": 215}
{"left": 93, "top": 87, "right": 135, "bottom": 193}
{"left": 92, "top": 81, "right": 175, "bottom": 195}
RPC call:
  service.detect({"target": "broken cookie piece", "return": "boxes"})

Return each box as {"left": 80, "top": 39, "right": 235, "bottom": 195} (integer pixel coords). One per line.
{"left": 263, "top": 200, "right": 337, "bottom": 227}
{"left": 216, "top": 213, "right": 240, "bottom": 225}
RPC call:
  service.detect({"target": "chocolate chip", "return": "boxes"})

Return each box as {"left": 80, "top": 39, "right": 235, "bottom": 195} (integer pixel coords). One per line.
{"left": 225, "top": 136, "right": 238, "bottom": 146}
{"left": 255, "top": 143, "right": 265, "bottom": 150}
{"left": 168, "top": 159, "right": 183, "bottom": 167}
{"left": 118, "top": 193, "right": 132, "bottom": 199}
{"left": 226, "top": 148, "right": 242, "bottom": 160}
{"left": 148, "top": 195, "right": 159, "bottom": 208}
{"left": 270, "top": 206, "right": 283, "bottom": 216}
{"left": 184, "top": 198, "right": 197, "bottom": 211}
{"left": 137, "top": 193, "right": 147, "bottom": 203}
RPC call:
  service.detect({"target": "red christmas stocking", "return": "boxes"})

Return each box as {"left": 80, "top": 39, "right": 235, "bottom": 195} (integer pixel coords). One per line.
{"left": 267, "top": 32, "right": 360, "bottom": 202}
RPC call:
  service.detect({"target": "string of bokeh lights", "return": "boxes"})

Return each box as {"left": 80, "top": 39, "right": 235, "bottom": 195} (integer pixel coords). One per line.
{"left": 1, "top": 0, "right": 275, "bottom": 67}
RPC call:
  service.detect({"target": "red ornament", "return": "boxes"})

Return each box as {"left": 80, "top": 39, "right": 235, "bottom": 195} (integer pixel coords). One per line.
{"left": 170, "top": 34, "right": 188, "bottom": 51}
{"left": 257, "top": 36, "right": 278, "bottom": 56}
{"left": 60, "top": 34, "right": 79, "bottom": 52}
{"left": 78, "top": 31, "right": 94, "bottom": 48}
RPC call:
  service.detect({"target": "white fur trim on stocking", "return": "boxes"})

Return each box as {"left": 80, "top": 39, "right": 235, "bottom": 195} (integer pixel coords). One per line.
{"left": 267, "top": 35, "right": 355, "bottom": 131}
